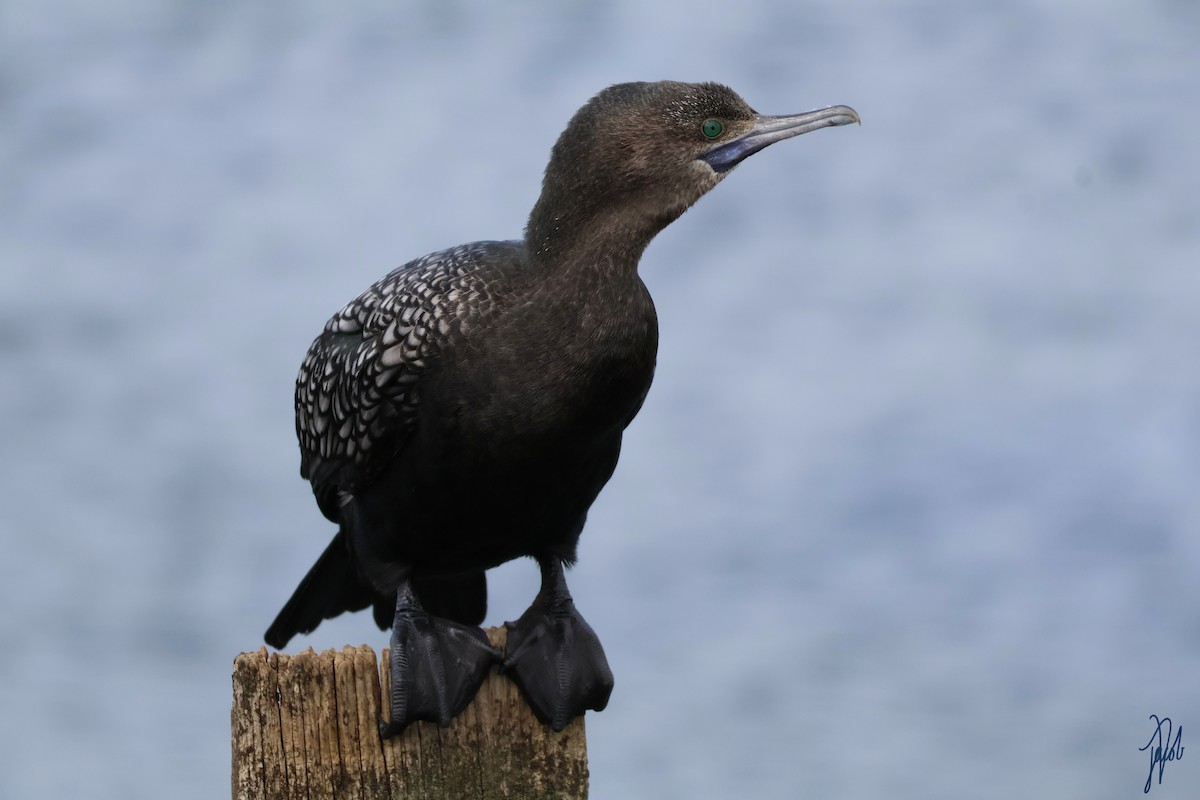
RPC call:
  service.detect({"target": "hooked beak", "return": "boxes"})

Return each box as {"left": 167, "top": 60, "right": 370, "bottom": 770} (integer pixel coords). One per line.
{"left": 701, "top": 105, "right": 860, "bottom": 173}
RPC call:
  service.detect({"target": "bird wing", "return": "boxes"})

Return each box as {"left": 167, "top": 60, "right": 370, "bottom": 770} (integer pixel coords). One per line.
{"left": 295, "top": 241, "right": 522, "bottom": 519}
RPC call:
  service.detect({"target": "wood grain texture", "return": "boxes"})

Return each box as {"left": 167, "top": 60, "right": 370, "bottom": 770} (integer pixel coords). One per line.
{"left": 232, "top": 628, "right": 588, "bottom": 800}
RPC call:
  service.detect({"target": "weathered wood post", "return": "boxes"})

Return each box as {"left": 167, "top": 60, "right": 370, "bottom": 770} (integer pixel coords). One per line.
{"left": 232, "top": 627, "right": 589, "bottom": 799}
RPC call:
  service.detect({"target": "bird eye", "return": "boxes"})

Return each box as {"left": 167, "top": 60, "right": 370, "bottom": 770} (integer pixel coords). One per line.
{"left": 701, "top": 118, "right": 724, "bottom": 139}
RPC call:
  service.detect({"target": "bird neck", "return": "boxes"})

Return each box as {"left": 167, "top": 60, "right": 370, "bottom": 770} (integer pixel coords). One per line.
{"left": 524, "top": 190, "right": 679, "bottom": 279}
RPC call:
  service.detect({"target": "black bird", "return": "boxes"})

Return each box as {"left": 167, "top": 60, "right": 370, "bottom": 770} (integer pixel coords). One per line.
{"left": 265, "top": 81, "right": 858, "bottom": 737}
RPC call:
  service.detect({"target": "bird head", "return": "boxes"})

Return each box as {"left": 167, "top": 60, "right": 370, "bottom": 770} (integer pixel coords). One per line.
{"left": 527, "top": 81, "right": 859, "bottom": 261}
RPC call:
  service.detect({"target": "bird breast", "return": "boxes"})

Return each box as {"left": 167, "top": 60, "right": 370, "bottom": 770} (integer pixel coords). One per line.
{"left": 436, "top": 272, "right": 659, "bottom": 454}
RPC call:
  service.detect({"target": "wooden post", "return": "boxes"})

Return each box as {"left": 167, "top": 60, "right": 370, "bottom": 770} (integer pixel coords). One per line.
{"left": 232, "top": 628, "right": 589, "bottom": 800}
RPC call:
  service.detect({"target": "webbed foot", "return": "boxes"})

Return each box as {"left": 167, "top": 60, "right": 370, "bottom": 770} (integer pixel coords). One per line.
{"left": 502, "top": 558, "right": 614, "bottom": 731}
{"left": 379, "top": 582, "right": 500, "bottom": 739}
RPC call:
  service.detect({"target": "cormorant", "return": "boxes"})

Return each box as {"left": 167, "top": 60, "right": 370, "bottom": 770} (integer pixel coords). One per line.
{"left": 265, "top": 81, "right": 859, "bottom": 737}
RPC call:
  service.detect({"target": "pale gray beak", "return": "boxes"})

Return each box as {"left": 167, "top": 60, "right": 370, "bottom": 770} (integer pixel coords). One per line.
{"left": 701, "top": 105, "right": 860, "bottom": 173}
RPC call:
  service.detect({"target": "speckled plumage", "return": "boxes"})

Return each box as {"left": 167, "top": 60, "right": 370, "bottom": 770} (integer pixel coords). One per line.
{"left": 295, "top": 241, "right": 517, "bottom": 518}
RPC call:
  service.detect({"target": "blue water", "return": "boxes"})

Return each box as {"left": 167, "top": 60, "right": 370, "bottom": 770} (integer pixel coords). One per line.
{"left": 3, "top": 2, "right": 1199, "bottom": 798}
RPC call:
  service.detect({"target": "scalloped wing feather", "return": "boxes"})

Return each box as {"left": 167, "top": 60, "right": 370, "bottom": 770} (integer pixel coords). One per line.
{"left": 295, "top": 241, "right": 524, "bottom": 517}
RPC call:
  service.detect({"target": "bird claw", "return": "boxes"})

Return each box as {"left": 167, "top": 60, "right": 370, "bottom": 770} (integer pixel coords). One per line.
{"left": 381, "top": 602, "right": 499, "bottom": 738}
{"left": 502, "top": 600, "right": 614, "bottom": 732}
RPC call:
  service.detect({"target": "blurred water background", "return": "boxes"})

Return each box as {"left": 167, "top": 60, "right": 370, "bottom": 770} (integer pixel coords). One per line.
{"left": 3, "top": 1, "right": 1200, "bottom": 798}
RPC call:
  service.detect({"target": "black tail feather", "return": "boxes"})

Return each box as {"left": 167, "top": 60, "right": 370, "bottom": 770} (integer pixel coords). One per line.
{"left": 264, "top": 530, "right": 375, "bottom": 649}
{"left": 266, "top": 531, "right": 489, "bottom": 648}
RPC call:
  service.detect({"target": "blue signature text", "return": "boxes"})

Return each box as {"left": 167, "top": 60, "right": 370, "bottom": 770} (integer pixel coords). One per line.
{"left": 1140, "top": 714, "right": 1183, "bottom": 793}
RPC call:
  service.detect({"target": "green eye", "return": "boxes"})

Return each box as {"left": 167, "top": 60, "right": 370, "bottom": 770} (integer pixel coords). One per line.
{"left": 701, "top": 118, "right": 723, "bottom": 139}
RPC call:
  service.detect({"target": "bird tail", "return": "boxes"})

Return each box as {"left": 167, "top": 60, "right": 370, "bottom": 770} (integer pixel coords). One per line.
{"left": 264, "top": 530, "right": 374, "bottom": 649}
{"left": 265, "top": 531, "right": 490, "bottom": 649}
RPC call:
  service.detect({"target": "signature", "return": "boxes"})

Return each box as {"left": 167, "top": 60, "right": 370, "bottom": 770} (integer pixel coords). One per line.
{"left": 1140, "top": 714, "right": 1183, "bottom": 793}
